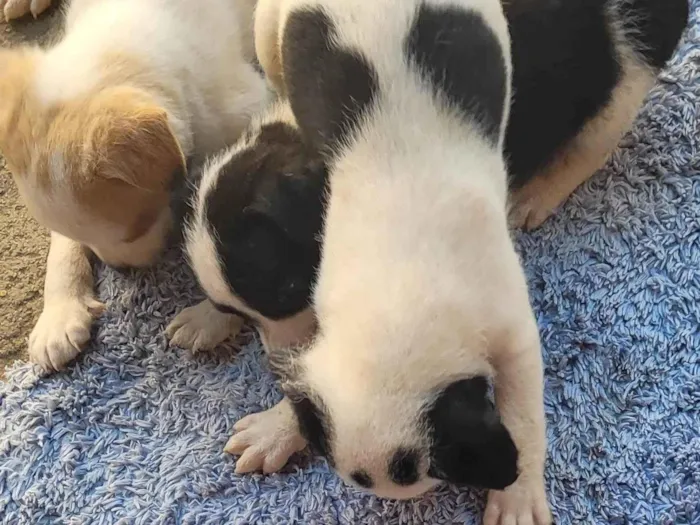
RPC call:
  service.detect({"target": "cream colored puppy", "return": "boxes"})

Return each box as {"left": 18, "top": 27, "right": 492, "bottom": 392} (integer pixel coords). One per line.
{"left": 227, "top": 0, "right": 548, "bottom": 523}
{"left": 0, "top": 0, "right": 267, "bottom": 372}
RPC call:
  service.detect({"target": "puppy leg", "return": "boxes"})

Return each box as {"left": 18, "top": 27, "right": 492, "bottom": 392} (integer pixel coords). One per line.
{"left": 254, "top": 0, "right": 285, "bottom": 95}
{"left": 1, "top": 0, "right": 51, "bottom": 21}
{"left": 166, "top": 299, "right": 244, "bottom": 352}
{"left": 510, "top": 64, "right": 656, "bottom": 230}
{"left": 225, "top": 397, "right": 307, "bottom": 474}
{"left": 484, "top": 320, "right": 551, "bottom": 525}
{"left": 29, "top": 232, "right": 105, "bottom": 373}
{"left": 257, "top": 308, "right": 317, "bottom": 352}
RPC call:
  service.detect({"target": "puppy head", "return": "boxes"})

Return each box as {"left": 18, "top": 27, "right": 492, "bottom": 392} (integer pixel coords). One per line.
{"left": 272, "top": 313, "right": 519, "bottom": 499}
{"left": 0, "top": 49, "right": 185, "bottom": 267}
{"left": 185, "top": 101, "right": 327, "bottom": 347}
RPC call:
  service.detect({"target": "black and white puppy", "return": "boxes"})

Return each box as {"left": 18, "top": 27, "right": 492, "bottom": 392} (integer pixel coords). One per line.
{"left": 166, "top": 0, "right": 687, "bottom": 523}
{"left": 166, "top": 101, "right": 323, "bottom": 353}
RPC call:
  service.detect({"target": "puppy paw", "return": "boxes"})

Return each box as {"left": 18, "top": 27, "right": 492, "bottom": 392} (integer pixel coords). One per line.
{"left": 225, "top": 399, "right": 307, "bottom": 474}
{"left": 28, "top": 296, "right": 105, "bottom": 373}
{"left": 166, "top": 300, "right": 244, "bottom": 352}
{"left": 2, "top": 0, "right": 52, "bottom": 21}
{"left": 508, "top": 195, "right": 557, "bottom": 231}
{"left": 484, "top": 477, "right": 552, "bottom": 525}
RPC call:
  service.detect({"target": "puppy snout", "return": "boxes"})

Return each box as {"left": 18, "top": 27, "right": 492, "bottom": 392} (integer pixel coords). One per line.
{"left": 345, "top": 447, "right": 437, "bottom": 500}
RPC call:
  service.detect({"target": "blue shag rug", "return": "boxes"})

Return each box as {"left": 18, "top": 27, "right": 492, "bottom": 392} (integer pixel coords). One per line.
{"left": 2, "top": 10, "right": 700, "bottom": 525}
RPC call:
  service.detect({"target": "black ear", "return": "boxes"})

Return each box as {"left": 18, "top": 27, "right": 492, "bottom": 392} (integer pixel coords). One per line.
{"left": 425, "top": 377, "right": 519, "bottom": 490}
{"left": 245, "top": 156, "right": 328, "bottom": 246}
{"left": 204, "top": 124, "right": 328, "bottom": 321}
{"left": 215, "top": 206, "right": 320, "bottom": 320}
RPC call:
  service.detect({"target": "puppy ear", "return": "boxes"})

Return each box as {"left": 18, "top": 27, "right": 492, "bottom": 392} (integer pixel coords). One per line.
{"left": 245, "top": 156, "right": 328, "bottom": 245}
{"left": 89, "top": 87, "right": 186, "bottom": 192}
{"left": 426, "top": 377, "right": 519, "bottom": 490}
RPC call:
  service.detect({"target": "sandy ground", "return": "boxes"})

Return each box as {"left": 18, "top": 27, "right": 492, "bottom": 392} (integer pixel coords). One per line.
{"left": 0, "top": 3, "right": 65, "bottom": 377}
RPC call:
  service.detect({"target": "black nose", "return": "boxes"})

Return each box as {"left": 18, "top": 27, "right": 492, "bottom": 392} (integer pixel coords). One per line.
{"left": 388, "top": 448, "right": 420, "bottom": 486}
{"left": 350, "top": 470, "right": 374, "bottom": 489}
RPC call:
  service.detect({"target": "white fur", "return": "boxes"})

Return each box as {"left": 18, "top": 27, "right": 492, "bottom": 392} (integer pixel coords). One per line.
{"left": 35, "top": 0, "right": 266, "bottom": 160}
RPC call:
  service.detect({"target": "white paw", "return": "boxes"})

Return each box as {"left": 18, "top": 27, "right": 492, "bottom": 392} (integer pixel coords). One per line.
{"left": 28, "top": 296, "right": 105, "bottom": 373}
{"left": 484, "top": 477, "right": 552, "bottom": 525}
{"left": 166, "top": 300, "right": 243, "bottom": 352}
{"left": 2, "top": 0, "right": 52, "bottom": 21}
{"left": 225, "top": 400, "right": 307, "bottom": 474}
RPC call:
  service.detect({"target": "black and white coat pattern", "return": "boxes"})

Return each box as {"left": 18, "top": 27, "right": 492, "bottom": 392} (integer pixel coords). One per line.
{"left": 238, "top": 0, "right": 550, "bottom": 523}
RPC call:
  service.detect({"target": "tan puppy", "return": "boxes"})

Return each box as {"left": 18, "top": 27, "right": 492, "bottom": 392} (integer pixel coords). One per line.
{"left": 0, "top": 0, "right": 267, "bottom": 372}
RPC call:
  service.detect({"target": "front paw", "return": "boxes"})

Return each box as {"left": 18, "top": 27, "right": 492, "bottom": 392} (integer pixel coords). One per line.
{"left": 166, "top": 301, "right": 244, "bottom": 352}
{"left": 508, "top": 195, "right": 557, "bottom": 231}
{"left": 484, "top": 477, "right": 551, "bottom": 525}
{"left": 2, "top": 0, "right": 52, "bottom": 21}
{"left": 28, "top": 296, "right": 105, "bottom": 373}
{"left": 225, "top": 400, "right": 307, "bottom": 474}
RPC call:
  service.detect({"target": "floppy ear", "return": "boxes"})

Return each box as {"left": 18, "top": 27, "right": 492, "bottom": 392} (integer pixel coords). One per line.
{"left": 89, "top": 87, "right": 186, "bottom": 192}
{"left": 426, "top": 376, "right": 519, "bottom": 490}
{"left": 245, "top": 155, "right": 328, "bottom": 245}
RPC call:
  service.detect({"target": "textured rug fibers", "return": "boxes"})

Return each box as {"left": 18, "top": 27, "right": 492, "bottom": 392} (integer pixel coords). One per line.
{"left": 2, "top": 5, "right": 700, "bottom": 525}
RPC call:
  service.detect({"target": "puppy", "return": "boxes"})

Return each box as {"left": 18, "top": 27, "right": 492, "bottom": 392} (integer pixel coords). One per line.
{"left": 506, "top": 0, "right": 688, "bottom": 229}
{"left": 248, "top": 0, "right": 540, "bottom": 519}
{"left": 0, "top": 0, "right": 267, "bottom": 372}
{"left": 166, "top": 100, "right": 323, "bottom": 355}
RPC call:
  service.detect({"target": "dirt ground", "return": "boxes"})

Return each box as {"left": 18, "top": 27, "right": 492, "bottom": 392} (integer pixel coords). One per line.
{"left": 0, "top": 4, "right": 65, "bottom": 378}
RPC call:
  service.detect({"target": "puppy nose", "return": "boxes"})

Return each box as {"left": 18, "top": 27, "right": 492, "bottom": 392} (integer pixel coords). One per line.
{"left": 350, "top": 470, "right": 374, "bottom": 488}
{"left": 388, "top": 447, "right": 420, "bottom": 486}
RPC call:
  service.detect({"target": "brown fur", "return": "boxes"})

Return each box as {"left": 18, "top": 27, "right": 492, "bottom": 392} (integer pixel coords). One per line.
{"left": 0, "top": 48, "right": 185, "bottom": 254}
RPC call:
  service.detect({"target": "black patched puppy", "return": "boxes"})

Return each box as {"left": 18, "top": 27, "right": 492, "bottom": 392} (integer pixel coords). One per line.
{"left": 166, "top": 101, "right": 323, "bottom": 352}
{"left": 166, "top": 0, "right": 687, "bottom": 524}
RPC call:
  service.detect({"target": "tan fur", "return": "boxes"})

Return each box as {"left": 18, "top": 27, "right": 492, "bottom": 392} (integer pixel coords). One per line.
{"left": 0, "top": 50, "right": 185, "bottom": 260}
{"left": 254, "top": 0, "right": 286, "bottom": 96}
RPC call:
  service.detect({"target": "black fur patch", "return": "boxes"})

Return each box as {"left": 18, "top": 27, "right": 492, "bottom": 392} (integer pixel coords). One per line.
{"left": 405, "top": 4, "right": 507, "bottom": 143}
{"left": 204, "top": 122, "right": 328, "bottom": 320}
{"left": 350, "top": 470, "right": 374, "bottom": 489}
{"left": 388, "top": 447, "right": 420, "bottom": 486}
{"left": 425, "top": 377, "right": 519, "bottom": 490}
{"left": 282, "top": 8, "right": 379, "bottom": 153}
{"left": 168, "top": 157, "right": 194, "bottom": 246}
{"left": 622, "top": 0, "right": 688, "bottom": 69}
{"left": 504, "top": 0, "right": 621, "bottom": 188}
{"left": 290, "top": 395, "right": 334, "bottom": 464}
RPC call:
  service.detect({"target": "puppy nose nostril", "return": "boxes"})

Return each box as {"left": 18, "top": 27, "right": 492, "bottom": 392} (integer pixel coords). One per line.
{"left": 350, "top": 470, "right": 374, "bottom": 489}
{"left": 389, "top": 447, "right": 420, "bottom": 486}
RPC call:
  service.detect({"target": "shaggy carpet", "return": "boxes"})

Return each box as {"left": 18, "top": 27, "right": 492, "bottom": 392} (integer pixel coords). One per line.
{"left": 2, "top": 7, "right": 700, "bottom": 525}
